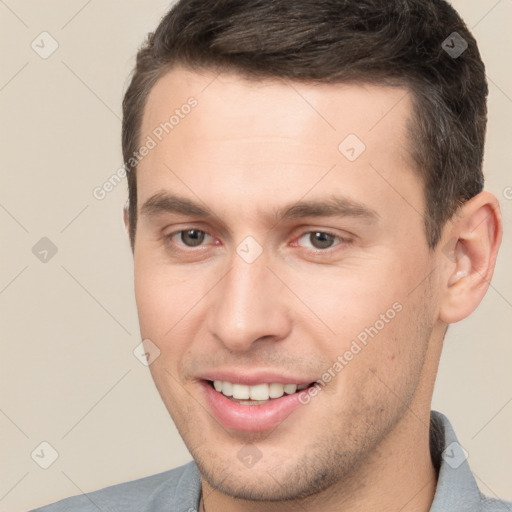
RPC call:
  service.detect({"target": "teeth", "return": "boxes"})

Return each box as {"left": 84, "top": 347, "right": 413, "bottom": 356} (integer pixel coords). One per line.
{"left": 232, "top": 384, "right": 250, "bottom": 399}
{"left": 284, "top": 384, "right": 297, "bottom": 394}
{"left": 213, "top": 380, "right": 309, "bottom": 401}
{"left": 221, "top": 381, "right": 233, "bottom": 397}
{"left": 269, "top": 383, "right": 285, "bottom": 399}
{"left": 250, "top": 383, "right": 269, "bottom": 401}
{"left": 238, "top": 400, "right": 268, "bottom": 406}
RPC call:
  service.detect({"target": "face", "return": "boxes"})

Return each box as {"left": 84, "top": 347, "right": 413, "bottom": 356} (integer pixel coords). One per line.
{"left": 132, "top": 67, "right": 443, "bottom": 502}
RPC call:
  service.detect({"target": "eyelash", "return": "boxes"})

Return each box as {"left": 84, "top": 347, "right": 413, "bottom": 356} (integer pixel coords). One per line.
{"left": 165, "top": 228, "right": 352, "bottom": 254}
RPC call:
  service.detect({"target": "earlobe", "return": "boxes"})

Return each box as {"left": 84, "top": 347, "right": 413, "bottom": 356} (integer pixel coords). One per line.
{"left": 439, "top": 191, "right": 502, "bottom": 324}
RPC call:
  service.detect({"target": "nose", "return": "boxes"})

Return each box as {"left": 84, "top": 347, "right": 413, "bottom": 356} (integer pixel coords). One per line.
{"left": 207, "top": 251, "right": 292, "bottom": 352}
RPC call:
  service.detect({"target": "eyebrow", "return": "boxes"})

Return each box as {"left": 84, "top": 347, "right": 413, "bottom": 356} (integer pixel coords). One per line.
{"left": 140, "top": 191, "right": 379, "bottom": 225}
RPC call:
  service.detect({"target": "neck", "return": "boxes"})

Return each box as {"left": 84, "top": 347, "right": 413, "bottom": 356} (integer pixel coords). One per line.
{"left": 201, "top": 410, "right": 437, "bottom": 512}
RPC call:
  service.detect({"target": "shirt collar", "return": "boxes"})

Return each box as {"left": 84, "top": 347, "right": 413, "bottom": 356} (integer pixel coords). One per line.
{"left": 429, "top": 410, "right": 482, "bottom": 512}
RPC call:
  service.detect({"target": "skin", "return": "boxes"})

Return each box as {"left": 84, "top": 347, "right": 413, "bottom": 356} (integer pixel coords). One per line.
{"left": 127, "top": 66, "right": 502, "bottom": 512}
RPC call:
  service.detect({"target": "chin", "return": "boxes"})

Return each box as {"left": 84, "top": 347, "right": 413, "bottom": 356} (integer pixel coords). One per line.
{"left": 190, "top": 440, "right": 353, "bottom": 503}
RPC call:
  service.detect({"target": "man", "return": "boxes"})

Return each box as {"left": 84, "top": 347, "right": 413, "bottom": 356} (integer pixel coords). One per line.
{"left": 31, "top": 0, "right": 509, "bottom": 511}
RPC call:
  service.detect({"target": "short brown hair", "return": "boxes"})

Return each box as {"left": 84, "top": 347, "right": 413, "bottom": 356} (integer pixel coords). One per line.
{"left": 122, "top": 0, "right": 488, "bottom": 249}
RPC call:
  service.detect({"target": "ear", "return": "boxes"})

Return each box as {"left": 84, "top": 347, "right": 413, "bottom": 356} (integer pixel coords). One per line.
{"left": 438, "top": 191, "right": 503, "bottom": 324}
{"left": 123, "top": 204, "right": 130, "bottom": 235}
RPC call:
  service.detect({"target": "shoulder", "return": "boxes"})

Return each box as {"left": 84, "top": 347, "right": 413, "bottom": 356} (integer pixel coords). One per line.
{"left": 28, "top": 461, "right": 201, "bottom": 512}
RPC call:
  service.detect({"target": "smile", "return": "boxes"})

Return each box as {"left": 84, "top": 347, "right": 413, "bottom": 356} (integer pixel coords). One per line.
{"left": 202, "top": 380, "right": 316, "bottom": 431}
{"left": 211, "top": 380, "right": 311, "bottom": 404}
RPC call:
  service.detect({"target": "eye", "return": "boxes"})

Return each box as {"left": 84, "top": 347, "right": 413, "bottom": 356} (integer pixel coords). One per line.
{"left": 296, "top": 231, "right": 342, "bottom": 250}
{"left": 169, "top": 229, "right": 213, "bottom": 248}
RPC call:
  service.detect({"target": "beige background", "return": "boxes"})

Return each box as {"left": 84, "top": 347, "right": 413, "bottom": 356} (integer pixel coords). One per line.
{"left": 1, "top": 1, "right": 511, "bottom": 510}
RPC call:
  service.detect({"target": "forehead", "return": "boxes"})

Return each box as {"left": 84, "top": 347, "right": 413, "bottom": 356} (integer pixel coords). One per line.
{"left": 141, "top": 66, "right": 414, "bottom": 146}
{"left": 137, "top": 66, "right": 423, "bottom": 227}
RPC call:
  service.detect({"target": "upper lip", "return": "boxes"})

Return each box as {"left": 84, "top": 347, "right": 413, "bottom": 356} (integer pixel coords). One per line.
{"left": 200, "top": 369, "right": 316, "bottom": 386}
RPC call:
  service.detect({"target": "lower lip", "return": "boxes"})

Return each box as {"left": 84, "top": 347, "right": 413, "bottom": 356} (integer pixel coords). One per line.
{"left": 201, "top": 381, "right": 308, "bottom": 432}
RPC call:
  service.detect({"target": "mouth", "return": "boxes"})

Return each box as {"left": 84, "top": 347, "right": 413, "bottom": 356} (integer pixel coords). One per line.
{"left": 201, "top": 379, "right": 317, "bottom": 431}
{"left": 208, "top": 380, "right": 314, "bottom": 405}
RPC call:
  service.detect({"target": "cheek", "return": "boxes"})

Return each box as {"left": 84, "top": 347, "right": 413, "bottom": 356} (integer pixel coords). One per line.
{"left": 282, "top": 261, "right": 403, "bottom": 341}
{"left": 285, "top": 258, "right": 432, "bottom": 387}
{"left": 134, "top": 253, "right": 203, "bottom": 338}
{"left": 313, "top": 303, "right": 432, "bottom": 445}
{"left": 133, "top": 256, "right": 218, "bottom": 383}
{"left": 346, "top": 288, "right": 433, "bottom": 404}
